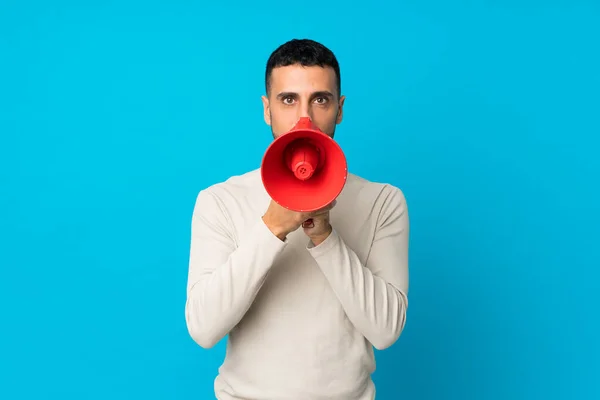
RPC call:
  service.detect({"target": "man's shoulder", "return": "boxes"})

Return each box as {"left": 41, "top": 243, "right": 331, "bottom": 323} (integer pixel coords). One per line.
{"left": 344, "top": 172, "right": 407, "bottom": 204}
{"left": 200, "top": 168, "right": 262, "bottom": 198}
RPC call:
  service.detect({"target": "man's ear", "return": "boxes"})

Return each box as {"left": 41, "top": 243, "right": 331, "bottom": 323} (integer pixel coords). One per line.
{"left": 261, "top": 95, "right": 271, "bottom": 126}
{"left": 336, "top": 95, "right": 345, "bottom": 124}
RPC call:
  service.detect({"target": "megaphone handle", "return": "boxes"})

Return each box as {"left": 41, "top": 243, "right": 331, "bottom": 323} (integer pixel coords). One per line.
{"left": 302, "top": 219, "right": 314, "bottom": 229}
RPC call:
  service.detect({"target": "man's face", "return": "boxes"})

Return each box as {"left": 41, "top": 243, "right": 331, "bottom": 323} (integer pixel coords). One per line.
{"left": 262, "top": 64, "right": 345, "bottom": 139}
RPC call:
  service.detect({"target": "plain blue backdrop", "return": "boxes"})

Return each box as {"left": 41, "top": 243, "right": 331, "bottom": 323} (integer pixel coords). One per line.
{"left": 1, "top": 1, "right": 599, "bottom": 399}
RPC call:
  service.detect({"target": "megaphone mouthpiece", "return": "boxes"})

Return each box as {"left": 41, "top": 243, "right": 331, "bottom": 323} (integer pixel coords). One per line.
{"left": 285, "top": 139, "right": 322, "bottom": 181}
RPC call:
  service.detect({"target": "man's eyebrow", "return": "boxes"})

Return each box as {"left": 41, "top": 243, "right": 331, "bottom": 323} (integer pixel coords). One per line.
{"left": 311, "top": 91, "right": 335, "bottom": 99}
{"left": 275, "top": 91, "right": 335, "bottom": 99}
{"left": 276, "top": 91, "right": 298, "bottom": 99}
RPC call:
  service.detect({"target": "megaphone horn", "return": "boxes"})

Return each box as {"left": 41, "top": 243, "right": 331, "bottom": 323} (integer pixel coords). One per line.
{"left": 261, "top": 117, "right": 348, "bottom": 213}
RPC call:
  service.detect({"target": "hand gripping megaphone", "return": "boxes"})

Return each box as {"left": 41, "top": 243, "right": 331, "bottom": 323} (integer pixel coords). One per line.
{"left": 261, "top": 117, "right": 348, "bottom": 213}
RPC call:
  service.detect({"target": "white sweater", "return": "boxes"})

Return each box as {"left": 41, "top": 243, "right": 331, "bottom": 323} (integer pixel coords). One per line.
{"left": 185, "top": 168, "right": 409, "bottom": 399}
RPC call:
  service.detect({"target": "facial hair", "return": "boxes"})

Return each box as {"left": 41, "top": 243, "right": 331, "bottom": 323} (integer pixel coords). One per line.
{"left": 269, "top": 110, "right": 339, "bottom": 140}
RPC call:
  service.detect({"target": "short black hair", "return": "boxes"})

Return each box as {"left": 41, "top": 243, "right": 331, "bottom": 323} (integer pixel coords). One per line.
{"left": 265, "top": 38, "right": 341, "bottom": 97}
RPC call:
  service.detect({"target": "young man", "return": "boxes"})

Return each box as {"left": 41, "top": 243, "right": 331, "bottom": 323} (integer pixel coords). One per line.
{"left": 185, "top": 39, "right": 410, "bottom": 399}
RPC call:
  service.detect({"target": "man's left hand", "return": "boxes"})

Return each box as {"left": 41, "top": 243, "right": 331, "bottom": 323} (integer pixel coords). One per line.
{"left": 302, "top": 204, "right": 334, "bottom": 246}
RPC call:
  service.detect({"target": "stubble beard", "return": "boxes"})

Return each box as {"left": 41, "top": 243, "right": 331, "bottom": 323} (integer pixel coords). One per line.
{"left": 269, "top": 112, "right": 338, "bottom": 140}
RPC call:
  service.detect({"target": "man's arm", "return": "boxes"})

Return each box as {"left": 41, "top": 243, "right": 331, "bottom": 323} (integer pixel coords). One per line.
{"left": 184, "top": 189, "right": 287, "bottom": 349}
{"left": 307, "top": 185, "right": 409, "bottom": 350}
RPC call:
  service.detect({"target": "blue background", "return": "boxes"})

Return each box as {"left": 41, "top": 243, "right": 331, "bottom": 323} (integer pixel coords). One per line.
{"left": 1, "top": 1, "right": 599, "bottom": 399}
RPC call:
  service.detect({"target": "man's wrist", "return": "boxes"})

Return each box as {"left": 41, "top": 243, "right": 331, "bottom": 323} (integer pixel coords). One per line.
{"left": 310, "top": 224, "right": 333, "bottom": 246}
{"left": 262, "top": 216, "right": 289, "bottom": 241}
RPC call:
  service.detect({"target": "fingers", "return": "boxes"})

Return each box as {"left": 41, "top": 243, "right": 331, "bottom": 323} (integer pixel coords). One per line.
{"left": 310, "top": 200, "right": 337, "bottom": 216}
{"left": 297, "top": 200, "right": 337, "bottom": 226}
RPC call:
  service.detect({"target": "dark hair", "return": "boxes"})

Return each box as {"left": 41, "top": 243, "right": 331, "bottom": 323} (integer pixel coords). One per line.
{"left": 265, "top": 38, "right": 341, "bottom": 97}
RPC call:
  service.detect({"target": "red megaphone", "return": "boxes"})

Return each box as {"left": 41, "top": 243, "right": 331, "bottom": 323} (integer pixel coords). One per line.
{"left": 261, "top": 117, "right": 348, "bottom": 212}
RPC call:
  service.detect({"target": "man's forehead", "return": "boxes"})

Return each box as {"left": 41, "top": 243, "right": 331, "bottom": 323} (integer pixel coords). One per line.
{"left": 270, "top": 64, "right": 337, "bottom": 93}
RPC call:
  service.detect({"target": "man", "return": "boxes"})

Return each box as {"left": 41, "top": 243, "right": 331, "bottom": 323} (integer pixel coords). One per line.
{"left": 185, "top": 38, "right": 409, "bottom": 399}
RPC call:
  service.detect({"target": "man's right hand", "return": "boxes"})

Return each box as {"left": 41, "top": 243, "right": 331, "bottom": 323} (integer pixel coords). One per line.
{"left": 262, "top": 199, "right": 337, "bottom": 241}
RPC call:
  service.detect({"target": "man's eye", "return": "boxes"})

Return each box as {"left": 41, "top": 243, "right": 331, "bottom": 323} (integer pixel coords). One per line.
{"left": 314, "top": 97, "right": 327, "bottom": 104}
{"left": 283, "top": 97, "right": 294, "bottom": 104}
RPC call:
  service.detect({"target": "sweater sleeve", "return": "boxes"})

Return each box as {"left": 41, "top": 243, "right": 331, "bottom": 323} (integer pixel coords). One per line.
{"left": 184, "top": 189, "right": 288, "bottom": 349}
{"left": 306, "top": 185, "right": 409, "bottom": 350}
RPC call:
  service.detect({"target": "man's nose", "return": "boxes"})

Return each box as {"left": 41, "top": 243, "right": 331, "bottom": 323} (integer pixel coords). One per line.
{"left": 297, "top": 101, "right": 313, "bottom": 120}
